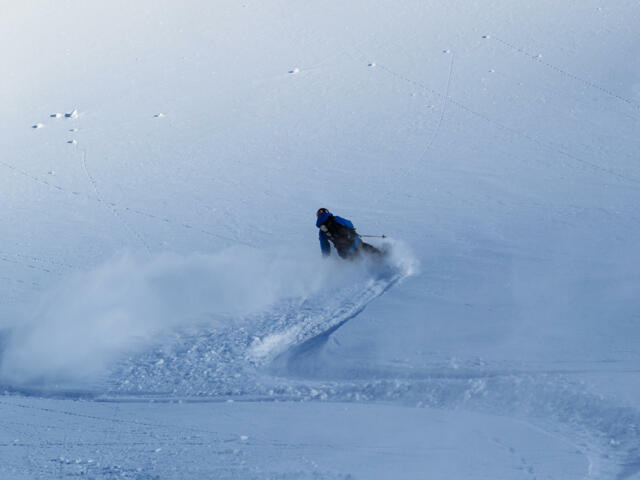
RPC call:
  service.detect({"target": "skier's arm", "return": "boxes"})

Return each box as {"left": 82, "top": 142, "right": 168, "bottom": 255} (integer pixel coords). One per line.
{"left": 319, "top": 230, "right": 331, "bottom": 257}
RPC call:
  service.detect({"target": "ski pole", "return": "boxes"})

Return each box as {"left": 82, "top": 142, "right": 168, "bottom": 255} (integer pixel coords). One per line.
{"left": 359, "top": 234, "right": 386, "bottom": 238}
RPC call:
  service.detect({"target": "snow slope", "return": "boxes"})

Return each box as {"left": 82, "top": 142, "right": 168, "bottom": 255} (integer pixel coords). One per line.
{"left": 1, "top": 0, "right": 640, "bottom": 478}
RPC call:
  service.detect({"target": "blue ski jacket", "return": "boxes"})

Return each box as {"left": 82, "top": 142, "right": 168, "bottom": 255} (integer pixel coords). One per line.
{"left": 316, "top": 211, "right": 360, "bottom": 257}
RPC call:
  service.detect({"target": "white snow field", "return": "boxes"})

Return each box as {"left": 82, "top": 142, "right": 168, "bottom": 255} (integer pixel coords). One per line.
{"left": 1, "top": 1, "right": 639, "bottom": 478}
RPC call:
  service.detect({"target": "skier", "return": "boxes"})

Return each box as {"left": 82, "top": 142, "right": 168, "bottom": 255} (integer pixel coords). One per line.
{"left": 316, "top": 208, "right": 382, "bottom": 259}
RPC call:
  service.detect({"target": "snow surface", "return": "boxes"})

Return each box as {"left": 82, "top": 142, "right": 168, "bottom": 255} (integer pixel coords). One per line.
{"left": 1, "top": 0, "right": 640, "bottom": 478}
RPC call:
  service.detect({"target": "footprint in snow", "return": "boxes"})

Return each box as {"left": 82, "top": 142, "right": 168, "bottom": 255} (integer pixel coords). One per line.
{"left": 32, "top": 123, "right": 44, "bottom": 129}
{"left": 67, "top": 140, "right": 77, "bottom": 145}
{"left": 65, "top": 109, "right": 79, "bottom": 118}
{"left": 154, "top": 113, "right": 166, "bottom": 118}
{"left": 50, "top": 113, "right": 63, "bottom": 118}
{"left": 288, "top": 67, "right": 300, "bottom": 74}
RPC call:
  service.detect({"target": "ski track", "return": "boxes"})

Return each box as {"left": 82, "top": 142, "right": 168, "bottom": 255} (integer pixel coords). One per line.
{"left": 2, "top": 257, "right": 639, "bottom": 478}
{"left": 371, "top": 60, "right": 640, "bottom": 187}
{"left": 102, "top": 260, "right": 407, "bottom": 398}
{"left": 104, "top": 272, "right": 637, "bottom": 479}
{"left": 488, "top": 35, "right": 640, "bottom": 112}
{"left": 80, "top": 148, "right": 153, "bottom": 256}
{"left": 0, "top": 158, "right": 251, "bottom": 248}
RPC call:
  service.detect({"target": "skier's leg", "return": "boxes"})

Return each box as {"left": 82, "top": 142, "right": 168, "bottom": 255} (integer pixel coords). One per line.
{"left": 340, "top": 241, "right": 364, "bottom": 260}
{"left": 361, "top": 242, "right": 382, "bottom": 256}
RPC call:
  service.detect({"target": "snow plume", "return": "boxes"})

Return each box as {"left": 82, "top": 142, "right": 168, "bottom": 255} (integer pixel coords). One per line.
{"left": 382, "top": 239, "right": 420, "bottom": 277}
{"left": 0, "top": 248, "right": 324, "bottom": 387}
{"left": 0, "top": 244, "right": 416, "bottom": 389}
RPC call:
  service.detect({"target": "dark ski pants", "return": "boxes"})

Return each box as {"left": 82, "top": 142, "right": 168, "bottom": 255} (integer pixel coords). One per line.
{"left": 339, "top": 241, "right": 382, "bottom": 260}
{"left": 361, "top": 241, "right": 382, "bottom": 255}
